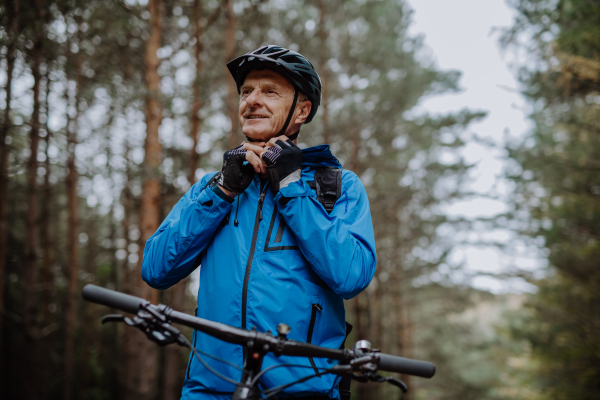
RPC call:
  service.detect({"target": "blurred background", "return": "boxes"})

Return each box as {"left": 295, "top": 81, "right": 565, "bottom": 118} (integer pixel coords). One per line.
{"left": 1, "top": 0, "right": 598, "bottom": 399}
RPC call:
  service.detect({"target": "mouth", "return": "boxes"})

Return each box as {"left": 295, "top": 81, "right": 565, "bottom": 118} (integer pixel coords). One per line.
{"left": 246, "top": 115, "right": 269, "bottom": 119}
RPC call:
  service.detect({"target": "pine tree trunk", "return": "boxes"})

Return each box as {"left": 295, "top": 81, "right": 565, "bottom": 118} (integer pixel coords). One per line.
{"left": 0, "top": 0, "right": 19, "bottom": 393}
{"left": 24, "top": 33, "right": 43, "bottom": 341}
{"left": 225, "top": 0, "right": 239, "bottom": 149}
{"left": 122, "top": 141, "right": 136, "bottom": 398}
{"left": 41, "top": 72, "right": 53, "bottom": 327}
{"left": 38, "top": 74, "right": 55, "bottom": 400}
{"left": 81, "top": 217, "right": 97, "bottom": 392}
{"left": 393, "top": 257, "right": 412, "bottom": 400}
{"left": 188, "top": 0, "right": 203, "bottom": 186}
{"left": 128, "top": 0, "right": 163, "bottom": 398}
{"left": 163, "top": 281, "right": 186, "bottom": 400}
{"left": 0, "top": 0, "right": 19, "bottom": 354}
{"left": 317, "top": 0, "right": 330, "bottom": 144}
{"left": 22, "top": 32, "right": 43, "bottom": 400}
{"left": 400, "top": 301, "right": 413, "bottom": 400}
{"left": 64, "top": 49, "right": 82, "bottom": 400}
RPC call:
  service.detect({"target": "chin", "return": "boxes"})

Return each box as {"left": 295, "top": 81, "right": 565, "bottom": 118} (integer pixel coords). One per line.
{"left": 243, "top": 128, "right": 276, "bottom": 142}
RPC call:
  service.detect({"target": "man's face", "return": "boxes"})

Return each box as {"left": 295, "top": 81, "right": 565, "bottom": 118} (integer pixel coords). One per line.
{"left": 239, "top": 69, "right": 296, "bottom": 142}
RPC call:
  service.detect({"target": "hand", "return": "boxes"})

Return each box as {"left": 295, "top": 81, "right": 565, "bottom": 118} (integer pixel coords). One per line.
{"left": 241, "top": 141, "right": 267, "bottom": 175}
{"left": 260, "top": 136, "right": 302, "bottom": 193}
{"left": 218, "top": 145, "right": 259, "bottom": 196}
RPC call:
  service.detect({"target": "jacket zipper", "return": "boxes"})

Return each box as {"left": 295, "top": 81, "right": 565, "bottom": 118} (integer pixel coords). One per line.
{"left": 241, "top": 184, "right": 269, "bottom": 335}
{"left": 307, "top": 303, "right": 323, "bottom": 376}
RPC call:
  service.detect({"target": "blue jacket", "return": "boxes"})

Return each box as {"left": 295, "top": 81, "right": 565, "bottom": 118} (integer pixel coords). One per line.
{"left": 142, "top": 145, "right": 377, "bottom": 399}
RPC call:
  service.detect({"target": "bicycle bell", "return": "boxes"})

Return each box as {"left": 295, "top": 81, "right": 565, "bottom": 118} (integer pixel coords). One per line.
{"left": 354, "top": 340, "right": 372, "bottom": 353}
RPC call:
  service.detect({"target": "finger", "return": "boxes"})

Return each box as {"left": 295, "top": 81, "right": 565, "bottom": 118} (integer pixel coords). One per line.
{"left": 246, "top": 151, "right": 262, "bottom": 174}
{"left": 243, "top": 142, "right": 266, "bottom": 155}
{"left": 246, "top": 151, "right": 265, "bottom": 174}
{"left": 274, "top": 139, "right": 289, "bottom": 148}
{"left": 259, "top": 147, "right": 271, "bottom": 159}
{"left": 265, "top": 136, "right": 287, "bottom": 147}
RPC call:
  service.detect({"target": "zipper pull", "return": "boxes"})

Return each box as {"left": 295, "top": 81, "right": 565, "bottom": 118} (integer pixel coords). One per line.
{"left": 258, "top": 192, "right": 266, "bottom": 221}
{"left": 313, "top": 304, "right": 323, "bottom": 312}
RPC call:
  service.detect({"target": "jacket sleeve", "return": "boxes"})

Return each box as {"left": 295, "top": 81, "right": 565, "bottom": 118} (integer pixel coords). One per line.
{"left": 141, "top": 173, "right": 233, "bottom": 290}
{"left": 274, "top": 170, "right": 376, "bottom": 299}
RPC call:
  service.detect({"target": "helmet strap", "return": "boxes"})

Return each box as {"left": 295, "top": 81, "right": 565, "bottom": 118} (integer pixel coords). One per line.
{"left": 245, "top": 89, "right": 300, "bottom": 143}
{"left": 278, "top": 89, "right": 299, "bottom": 137}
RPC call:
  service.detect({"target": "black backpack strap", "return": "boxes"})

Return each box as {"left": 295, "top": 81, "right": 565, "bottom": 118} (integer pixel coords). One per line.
{"left": 202, "top": 172, "right": 221, "bottom": 192}
{"left": 311, "top": 167, "right": 342, "bottom": 214}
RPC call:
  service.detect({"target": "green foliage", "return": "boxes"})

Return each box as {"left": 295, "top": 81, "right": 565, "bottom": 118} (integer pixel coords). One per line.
{"left": 412, "top": 284, "right": 522, "bottom": 400}
{"left": 511, "top": 275, "right": 600, "bottom": 399}
{"left": 503, "top": 0, "right": 600, "bottom": 398}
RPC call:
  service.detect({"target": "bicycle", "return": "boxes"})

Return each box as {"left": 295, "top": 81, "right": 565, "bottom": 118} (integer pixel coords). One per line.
{"left": 82, "top": 284, "right": 435, "bottom": 400}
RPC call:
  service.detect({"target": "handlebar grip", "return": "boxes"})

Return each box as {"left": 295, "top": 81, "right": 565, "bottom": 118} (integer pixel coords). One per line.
{"left": 82, "top": 284, "right": 146, "bottom": 314}
{"left": 377, "top": 353, "right": 436, "bottom": 378}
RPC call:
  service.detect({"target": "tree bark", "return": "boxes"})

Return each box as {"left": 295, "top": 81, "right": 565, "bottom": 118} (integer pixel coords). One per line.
{"left": 225, "top": 0, "right": 239, "bottom": 149}
{"left": 0, "top": 0, "right": 19, "bottom": 393}
{"left": 41, "top": 71, "right": 53, "bottom": 327}
{"left": 139, "top": 0, "right": 162, "bottom": 320}
{"left": 128, "top": 0, "right": 163, "bottom": 398}
{"left": 393, "top": 253, "right": 412, "bottom": 400}
{"left": 187, "top": 0, "right": 203, "bottom": 186}
{"left": 0, "top": 0, "right": 19, "bottom": 353}
{"left": 163, "top": 281, "right": 186, "bottom": 400}
{"left": 22, "top": 29, "right": 44, "bottom": 400}
{"left": 64, "top": 44, "right": 83, "bottom": 400}
{"left": 23, "top": 29, "right": 43, "bottom": 340}
{"left": 122, "top": 141, "right": 136, "bottom": 398}
{"left": 317, "top": 0, "right": 330, "bottom": 144}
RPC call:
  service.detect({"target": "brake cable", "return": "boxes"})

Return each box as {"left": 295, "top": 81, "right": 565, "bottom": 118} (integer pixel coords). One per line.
{"left": 103, "top": 308, "right": 248, "bottom": 388}
{"left": 102, "top": 304, "right": 408, "bottom": 396}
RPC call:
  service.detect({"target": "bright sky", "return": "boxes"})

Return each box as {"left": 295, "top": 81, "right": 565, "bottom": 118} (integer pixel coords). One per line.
{"left": 406, "top": 0, "right": 541, "bottom": 293}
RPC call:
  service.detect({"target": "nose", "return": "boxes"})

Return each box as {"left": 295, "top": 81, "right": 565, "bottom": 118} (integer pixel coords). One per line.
{"left": 245, "top": 89, "right": 263, "bottom": 108}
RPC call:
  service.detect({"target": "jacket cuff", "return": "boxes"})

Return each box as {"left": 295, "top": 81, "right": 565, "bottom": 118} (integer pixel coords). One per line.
{"left": 211, "top": 185, "right": 235, "bottom": 204}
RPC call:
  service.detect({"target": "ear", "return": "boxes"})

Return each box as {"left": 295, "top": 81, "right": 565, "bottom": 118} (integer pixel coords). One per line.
{"left": 294, "top": 100, "right": 312, "bottom": 125}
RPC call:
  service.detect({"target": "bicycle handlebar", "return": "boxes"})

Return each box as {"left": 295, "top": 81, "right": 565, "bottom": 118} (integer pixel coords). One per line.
{"left": 83, "top": 284, "right": 146, "bottom": 314}
{"left": 377, "top": 353, "right": 435, "bottom": 378}
{"left": 82, "top": 284, "right": 435, "bottom": 378}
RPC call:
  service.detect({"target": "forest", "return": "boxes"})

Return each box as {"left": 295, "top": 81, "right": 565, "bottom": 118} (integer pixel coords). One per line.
{"left": 0, "top": 0, "right": 598, "bottom": 399}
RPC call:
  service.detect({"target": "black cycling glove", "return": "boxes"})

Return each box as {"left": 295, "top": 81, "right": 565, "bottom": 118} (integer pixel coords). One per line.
{"left": 218, "top": 145, "right": 255, "bottom": 196}
{"left": 262, "top": 139, "right": 302, "bottom": 193}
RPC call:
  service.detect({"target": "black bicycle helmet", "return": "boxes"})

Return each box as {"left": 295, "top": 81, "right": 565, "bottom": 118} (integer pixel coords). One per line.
{"left": 227, "top": 45, "right": 322, "bottom": 125}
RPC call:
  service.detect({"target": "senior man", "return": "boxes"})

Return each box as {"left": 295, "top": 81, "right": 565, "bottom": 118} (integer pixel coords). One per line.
{"left": 142, "top": 46, "right": 377, "bottom": 399}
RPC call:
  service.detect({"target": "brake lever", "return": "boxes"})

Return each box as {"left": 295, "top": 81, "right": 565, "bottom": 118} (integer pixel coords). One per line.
{"left": 381, "top": 376, "right": 408, "bottom": 393}
{"left": 330, "top": 357, "right": 408, "bottom": 394}
{"left": 102, "top": 306, "right": 188, "bottom": 348}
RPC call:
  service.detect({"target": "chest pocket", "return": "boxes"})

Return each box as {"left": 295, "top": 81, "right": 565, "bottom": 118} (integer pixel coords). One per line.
{"left": 264, "top": 208, "right": 300, "bottom": 252}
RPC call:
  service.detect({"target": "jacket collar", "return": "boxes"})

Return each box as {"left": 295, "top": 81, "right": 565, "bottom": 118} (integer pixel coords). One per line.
{"left": 301, "top": 144, "right": 342, "bottom": 169}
